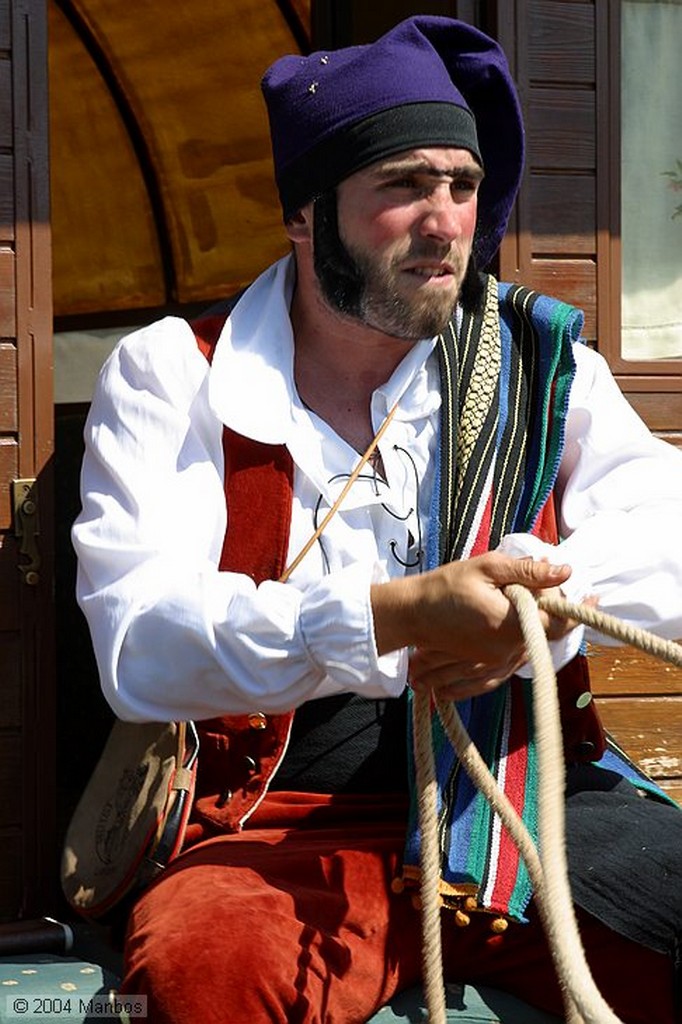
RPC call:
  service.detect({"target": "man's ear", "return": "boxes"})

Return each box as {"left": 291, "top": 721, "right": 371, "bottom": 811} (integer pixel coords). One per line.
{"left": 285, "top": 204, "right": 313, "bottom": 244}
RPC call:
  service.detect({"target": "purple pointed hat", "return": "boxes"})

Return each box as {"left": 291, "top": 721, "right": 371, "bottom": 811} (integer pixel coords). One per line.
{"left": 261, "top": 16, "right": 524, "bottom": 268}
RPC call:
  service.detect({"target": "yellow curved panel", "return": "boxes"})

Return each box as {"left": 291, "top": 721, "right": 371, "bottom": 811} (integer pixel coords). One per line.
{"left": 68, "top": 0, "right": 310, "bottom": 305}
{"left": 49, "top": 2, "right": 165, "bottom": 316}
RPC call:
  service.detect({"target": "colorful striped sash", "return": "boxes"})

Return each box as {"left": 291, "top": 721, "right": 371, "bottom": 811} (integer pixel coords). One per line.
{"left": 403, "top": 275, "right": 583, "bottom": 921}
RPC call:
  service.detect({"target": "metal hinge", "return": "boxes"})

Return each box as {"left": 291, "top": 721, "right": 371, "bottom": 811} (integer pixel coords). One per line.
{"left": 12, "top": 478, "right": 41, "bottom": 585}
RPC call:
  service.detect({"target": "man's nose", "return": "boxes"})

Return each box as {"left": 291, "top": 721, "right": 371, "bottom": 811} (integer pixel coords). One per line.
{"left": 419, "top": 186, "right": 462, "bottom": 244}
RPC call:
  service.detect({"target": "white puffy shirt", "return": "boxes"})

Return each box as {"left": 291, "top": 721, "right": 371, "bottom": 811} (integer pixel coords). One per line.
{"left": 72, "top": 255, "right": 682, "bottom": 722}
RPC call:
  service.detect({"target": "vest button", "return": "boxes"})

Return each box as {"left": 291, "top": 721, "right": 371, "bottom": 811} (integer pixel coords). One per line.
{"left": 244, "top": 755, "right": 258, "bottom": 776}
{"left": 575, "top": 691, "right": 593, "bottom": 709}
{"left": 248, "top": 712, "right": 268, "bottom": 730}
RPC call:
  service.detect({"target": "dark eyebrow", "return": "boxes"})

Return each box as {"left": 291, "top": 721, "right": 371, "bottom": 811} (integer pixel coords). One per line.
{"left": 370, "top": 158, "right": 485, "bottom": 184}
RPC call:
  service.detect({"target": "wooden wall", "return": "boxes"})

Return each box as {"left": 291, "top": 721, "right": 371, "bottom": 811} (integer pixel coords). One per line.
{"left": 590, "top": 646, "right": 682, "bottom": 805}
{"left": 496, "top": 0, "right": 601, "bottom": 342}
{"left": 0, "top": 0, "right": 55, "bottom": 918}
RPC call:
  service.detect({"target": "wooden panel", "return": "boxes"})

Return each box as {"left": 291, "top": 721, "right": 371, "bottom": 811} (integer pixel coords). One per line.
{"left": 47, "top": 0, "right": 308, "bottom": 314}
{"left": 0, "top": 343, "right": 16, "bottom": 431}
{"left": 0, "top": 59, "right": 11, "bottom": 149}
{"left": 4, "top": 0, "right": 56, "bottom": 921}
{"left": 341, "top": 0, "right": 465, "bottom": 43}
{"left": 595, "top": 696, "right": 682, "bottom": 782}
{"left": 0, "top": 154, "right": 13, "bottom": 243}
{"left": 0, "top": 736, "right": 22, "bottom": 827}
{"left": 528, "top": 88, "right": 595, "bottom": 170}
{"left": 589, "top": 646, "right": 682, "bottom": 794}
{"left": 658, "top": 433, "right": 682, "bottom": 451}
{"left": 0, "top": 831, "right": 24, "bottom": 923}
{"left": 0, "top": 439, "right": 18, "bottom": 528}
{"left": 0, "top": 0, "right": 10, "bottom": 48}
{"left": 659, "top": 780, "right": 682, "bottom": 805}
{"left": 0, "top": 537, "right": 20, "bottom": 630}
{"left": 528, "top": 0, "right": 595, "bottom": 84}
{"left": 588, "top": 645, "right": 682, "bottom": 698}
{"left": 48, "top": 2, "right": 165, "bottom": 317}
{"left": 622, "top": 391, "right": 682, "bottom": 433}
{"left": 529, "top": 258, "right": 596, "bottom": 339}
{"left": 530, "top": 173, "right": 595, "bottom": 254}
{"left": 0, "top": 247, "right": 15, "bottom": 337}
{"left": 0, "top": 634, "right": 22, "bottom": 729}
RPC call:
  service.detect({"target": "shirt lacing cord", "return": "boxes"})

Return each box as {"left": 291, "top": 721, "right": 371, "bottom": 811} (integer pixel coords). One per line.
{"left": 312, "top": 444, "right": 424, "bottom": 574}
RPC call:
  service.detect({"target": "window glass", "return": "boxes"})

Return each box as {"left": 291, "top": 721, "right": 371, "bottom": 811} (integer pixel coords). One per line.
{"left": 621, "top": 0, "right": 682, "bottom": 360}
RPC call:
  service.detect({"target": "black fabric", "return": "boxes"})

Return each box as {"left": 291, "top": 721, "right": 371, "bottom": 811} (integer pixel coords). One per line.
{"left": 565, "top": 763, "right": 682, "bottom": 959}
{"left": 271, "top": 693, "right": 408, "bottom": 793}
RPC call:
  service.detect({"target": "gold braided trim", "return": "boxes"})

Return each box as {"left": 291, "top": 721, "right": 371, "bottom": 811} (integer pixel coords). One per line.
{"left": 450, "top": 275, "right": 501, "bottom": 551}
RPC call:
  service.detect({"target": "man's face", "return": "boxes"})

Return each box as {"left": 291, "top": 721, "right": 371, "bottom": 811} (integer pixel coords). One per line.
{"left": 313, "top": 147, "right": 483, "bottom": 339}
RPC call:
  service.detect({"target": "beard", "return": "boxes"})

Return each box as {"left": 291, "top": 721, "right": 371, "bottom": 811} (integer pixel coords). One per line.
{"left": 312, "top": 189, "right": 484, "bottom": 340}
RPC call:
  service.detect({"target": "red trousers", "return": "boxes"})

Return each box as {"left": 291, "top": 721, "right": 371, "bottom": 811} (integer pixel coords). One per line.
{"left": 121, "top": 792, "right": 677, "bottom": 1023}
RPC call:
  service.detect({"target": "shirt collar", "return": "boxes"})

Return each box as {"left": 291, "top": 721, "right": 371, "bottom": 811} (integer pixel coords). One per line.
{"left": 208, "top": 252, "right": 443, "bottom": 447}
{"left": 208, "top": 255, "right": 298, "bottom": 444}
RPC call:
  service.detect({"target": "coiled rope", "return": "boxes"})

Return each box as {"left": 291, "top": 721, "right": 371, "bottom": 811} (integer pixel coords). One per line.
{"left": 414, "top": 591, "right": 682, "bottom": 1024}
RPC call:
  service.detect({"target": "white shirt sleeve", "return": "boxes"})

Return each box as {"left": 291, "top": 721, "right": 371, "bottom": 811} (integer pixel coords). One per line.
{"left": 72, "top": 319, "right": 405, "bottom": 723}
{"left": 499, "top": 343, "right": 682, "bottom": 668}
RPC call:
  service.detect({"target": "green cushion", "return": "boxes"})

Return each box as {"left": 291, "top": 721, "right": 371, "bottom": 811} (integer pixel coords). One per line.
{"left": 367, "top": 982, "right": 562, "bottom": 1023}
{"left": 0, "top": 953, "right": 126, "bottom": 1023}
{"left": 0, "top": 954, "right": 560, "bottom": 1023}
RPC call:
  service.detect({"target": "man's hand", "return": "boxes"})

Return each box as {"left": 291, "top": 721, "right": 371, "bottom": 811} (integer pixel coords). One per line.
{"left": 370, "top": 552, "right": 573, "bottom": 701}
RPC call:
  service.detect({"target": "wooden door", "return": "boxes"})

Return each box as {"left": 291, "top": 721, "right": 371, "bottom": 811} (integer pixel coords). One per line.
{"left": 0, "top": 0, "right": 55, "bottom": 918}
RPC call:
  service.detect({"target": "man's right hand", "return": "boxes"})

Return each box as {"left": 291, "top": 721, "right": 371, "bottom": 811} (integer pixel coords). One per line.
{"left": 370, "top": 552, "right": 572, "bottom": 701}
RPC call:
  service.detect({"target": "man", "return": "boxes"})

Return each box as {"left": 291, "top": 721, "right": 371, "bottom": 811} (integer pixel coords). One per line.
{"left": 72, "top": 16, "right": 682, "bottom": 1024}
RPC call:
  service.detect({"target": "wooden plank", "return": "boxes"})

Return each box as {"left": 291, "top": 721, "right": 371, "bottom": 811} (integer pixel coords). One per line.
{"left": 0, "top": 438, "right": 17, "bottom": 529}
{"left": 0, "top": 59, "right": 10, "bottom": 150}
{"left": 595, "top": 695, "right": 682, "bottom": 781}
{"left": 0, "top": 632, "right": 21, "bottom": 728}
{"left": 0, "top": 0, "right": 55, "bottom": 921}
{"left": 528, "top": 87, "right": 595, "bottom": 171}
{"left": 528, "top": 0, "right": 595, "bottom": 84}
{"left": 0, "top": 536, "right": 19, "bottom": 626}
{"left": 0, "top": 735, "right": 22, "bottom": 827}
{"left": 588, "top": 645, "right": 682, "bottom": 697}
{"left": 657, "top": 433, "right": 682, "bottom": 451}
{"left": 529, "top": 258, "right": 596, "bottom": 340}
{"left": 0, "top": 342, "right": 16, "bottom": 430}
{"left": 0, "top": 154, "right": 13, "bottom": 243}
{"left": 623, "top": 391, "right": 682, "bottom": 433}
{"left": 0, "top": 831, "right": 25, "bottom": 923}
{"left": 0, "top": 537, "right": 19, "bottom": 630}
{"left": 659, "top": 780, "right": 682, "bottom": 806}
{"left": 530, "top": 173, "right": 595, "bottom": 254}
{"left": 0, "top": 247, "right": 15, "bottom": 338}
{"left": 0, "top": 0, "right": 9, "bottom": 50}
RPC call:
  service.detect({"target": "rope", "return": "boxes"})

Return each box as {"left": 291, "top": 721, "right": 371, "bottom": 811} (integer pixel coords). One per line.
{"left": 536, "top": 594, "right": 682, "bottom": 667}
{"left": 413, "top": 689, "right": 447, "bottom": 1024}
{"left": 415, "top": 590, "right": 682, "bottom": 1024}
